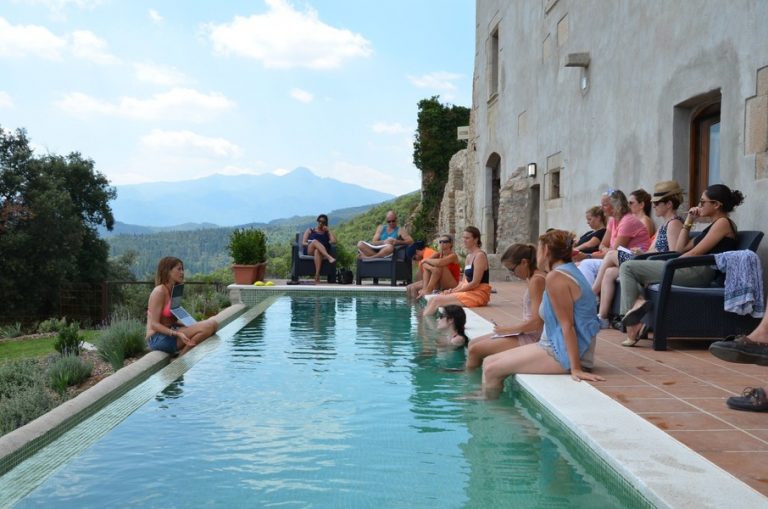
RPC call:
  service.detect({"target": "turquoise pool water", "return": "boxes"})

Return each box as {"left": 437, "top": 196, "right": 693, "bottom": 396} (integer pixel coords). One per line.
{"left": 10, "top": 295, "right": 628, "bottom": 508}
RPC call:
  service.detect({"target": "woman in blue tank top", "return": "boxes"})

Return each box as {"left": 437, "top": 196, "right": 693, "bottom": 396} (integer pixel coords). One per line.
{"left": 479, "top": 230, "right": 605, "bottom": 399}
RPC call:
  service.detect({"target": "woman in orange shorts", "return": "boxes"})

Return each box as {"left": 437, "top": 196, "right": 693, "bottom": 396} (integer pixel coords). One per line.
{"left": 422, "top": 226, "right": 491, "bottom": 316}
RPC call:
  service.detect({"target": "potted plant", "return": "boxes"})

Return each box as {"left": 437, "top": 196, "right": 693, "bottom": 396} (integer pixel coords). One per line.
{"left": 228, "top": 228, "right": 267, "bottom": 284}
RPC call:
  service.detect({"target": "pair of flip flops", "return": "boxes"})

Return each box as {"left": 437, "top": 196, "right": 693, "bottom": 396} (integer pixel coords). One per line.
{"left": 727, "top": 387, "right": 768, "bottom": 412}
{"left": 621, "top": 301, "right": 652, "bottom": 327}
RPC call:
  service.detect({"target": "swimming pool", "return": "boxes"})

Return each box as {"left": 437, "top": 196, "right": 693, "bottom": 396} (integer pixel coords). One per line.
{"left": 6, "top": 294, "right": 639, "bottom": 508}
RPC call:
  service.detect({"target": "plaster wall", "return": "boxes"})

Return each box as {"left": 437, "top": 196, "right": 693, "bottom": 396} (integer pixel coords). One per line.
{"left": 466, "top": 0, "right": 768, "bottom": 258}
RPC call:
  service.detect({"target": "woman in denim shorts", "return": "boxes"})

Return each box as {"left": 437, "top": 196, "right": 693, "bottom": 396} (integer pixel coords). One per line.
{"left": 146, "top": 257, "right": 218, "bottom": 356}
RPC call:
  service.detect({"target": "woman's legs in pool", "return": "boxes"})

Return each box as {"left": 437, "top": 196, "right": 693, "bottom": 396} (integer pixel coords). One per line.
{"left": 422, "top": 294, "right": 463, "bottom": 317}
{"left": 597, "top": 266, "right": 619, "bottom": 319}
{"left": 466, "top": 334, "right": 521, "bottom": 369}
{"left": 482, "top": 344, "right": 566, "bottom": 399}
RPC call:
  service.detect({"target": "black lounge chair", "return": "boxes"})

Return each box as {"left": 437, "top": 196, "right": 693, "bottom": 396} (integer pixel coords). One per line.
{"left": 355, "top": 244, "right": 412, "bottom": 286}
{"left": 642, "top": 230, "right": 764, "bottom": 350}
{"left": 290, "top": 233, "right": 337, "bottom": 283}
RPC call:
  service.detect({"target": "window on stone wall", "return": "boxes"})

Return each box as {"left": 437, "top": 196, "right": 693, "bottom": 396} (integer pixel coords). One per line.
{"left": 690, "top": 101, "right": 721, "bottom": 205}
{"left": 489, "top": 27, "right": 499, "bottom": 99}
{"left": 550, "top": 170, "right": 561, "bottom": 199}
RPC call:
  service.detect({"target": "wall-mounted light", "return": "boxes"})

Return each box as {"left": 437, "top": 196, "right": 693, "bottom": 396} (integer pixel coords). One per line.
{"left": 527, "top": 162, "right": 537, "bottom": 178}
{"left": 564, "top": 52, "right": 590, "bottom": 94}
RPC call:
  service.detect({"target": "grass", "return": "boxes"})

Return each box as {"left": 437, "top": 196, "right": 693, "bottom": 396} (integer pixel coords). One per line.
{"left": 0, "top": 330, "right": 101, "bottom": 363}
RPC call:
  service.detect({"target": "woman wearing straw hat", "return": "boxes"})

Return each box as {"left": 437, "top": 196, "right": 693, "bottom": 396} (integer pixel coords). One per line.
{"left": 593, "top": 181, "right": 686, "bottom": 328}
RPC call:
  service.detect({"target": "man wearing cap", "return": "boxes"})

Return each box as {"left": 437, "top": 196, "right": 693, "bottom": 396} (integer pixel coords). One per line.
{"left": 405, "top": 241, "right": 436, "bottom": 297}
{"left": 357, "top": 210, "right": 413, "bottom": 259}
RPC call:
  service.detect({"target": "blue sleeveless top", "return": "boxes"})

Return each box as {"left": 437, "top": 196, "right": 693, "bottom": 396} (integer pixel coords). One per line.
{"left": 380, "top": 225, "right": 400, "bottom": 240}
{"left": 539, "top": 263, "right": 600, "bottom": 370}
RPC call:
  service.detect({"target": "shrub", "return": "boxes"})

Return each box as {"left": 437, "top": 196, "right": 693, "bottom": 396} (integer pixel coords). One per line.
{"left": 54, "top": 322, "right": 83, "bottom": 356}
{"left": 0, "top": 359, "right": 56, "bottom": 435}
{"left": 48, "top": 354, "right": 93, "bottom": 394}
{"left": 0, "top": 322, "right": 23, "bottom": 339}
{"left": 228, "top": 228, "right": 267, "bottom": 264}
{"left": 96, "top": 315, "right": 146, "bottom": 371}
{"left": 37, "top": 317, "right": 67, "bottom": 334}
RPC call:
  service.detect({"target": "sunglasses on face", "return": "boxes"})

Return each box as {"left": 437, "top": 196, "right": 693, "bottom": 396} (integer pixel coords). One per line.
{"left": 438, "top": 239, "right": 451, "bottom": 244}
{"left": 699, "top": 199, "right": 718, "bottom": 206}
{"left": 436, "top": 310, "right": 446, "bottom": 319}
{"left": 387, "top": 219, "right": 397, "bottom": 224}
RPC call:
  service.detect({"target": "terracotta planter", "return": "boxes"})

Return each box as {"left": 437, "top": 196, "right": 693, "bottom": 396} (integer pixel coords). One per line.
{"left": 232, "top": 262, "right": 268, "bottom": 284}
{"left": 254, "top": 261, "right": 267, "bottom": 282}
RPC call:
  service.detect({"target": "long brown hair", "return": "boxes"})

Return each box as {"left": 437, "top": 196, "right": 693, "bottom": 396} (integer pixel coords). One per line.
{"left": 500, "top": 243, "right": 537, "bottom": 272}
{"left": 155, "top": 256, "right": 183, "bottom": 286}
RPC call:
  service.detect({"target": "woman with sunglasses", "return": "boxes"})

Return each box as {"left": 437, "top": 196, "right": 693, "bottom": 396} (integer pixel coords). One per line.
{"left": 465, "top": 243, "right": 546, "bottom": 369}
{"left": 575, "top": 189, "right": 651, "bottom": 287}
{"left": 422, "top": 226, "right": 491, "bottom": 317}
{"left": 592, "top": 182, "right": 685, "bottom": 327}
{"left": 619, "top": 184, "right": 744, "bottom": 346}
{"left": 478, "top": 230, "right": 604, "bottom": 399}
{"left": 417, "top": 235, "right": 461, "bottom": 297}
{"left": 302, "top": 214, "right": 336, "bottom": 283}
{"left": 436, "top": 305, "right": 470, "bottom": 348}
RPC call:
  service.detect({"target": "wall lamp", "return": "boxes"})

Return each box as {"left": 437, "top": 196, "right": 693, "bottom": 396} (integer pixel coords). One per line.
{"left": 527, "top": 163, "right": 537, "bottom": 178}
{"left": 564, "top": 52, "right": 590, "bottom": 92}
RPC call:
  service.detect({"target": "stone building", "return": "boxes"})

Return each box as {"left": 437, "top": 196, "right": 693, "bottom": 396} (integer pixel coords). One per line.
{"left": 439, "top": 0, "right": 768, "bottom": 280}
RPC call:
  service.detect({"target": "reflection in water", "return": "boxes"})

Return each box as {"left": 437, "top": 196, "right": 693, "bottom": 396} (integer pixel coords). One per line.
{"left": 16, "top": 295, "right": 624, "bottom": 509}
{"left": 155, "top": 376, "right": 185, "bottom": 402}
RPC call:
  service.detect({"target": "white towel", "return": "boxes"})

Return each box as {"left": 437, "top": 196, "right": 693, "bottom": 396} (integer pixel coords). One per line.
{"left": 714, "top": 250, "right": 764, "bottom": 317}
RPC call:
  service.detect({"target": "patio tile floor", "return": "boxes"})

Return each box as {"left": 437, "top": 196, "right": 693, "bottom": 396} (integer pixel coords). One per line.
{"left": 471, "top": 280, "right": 768, "bottom": 496}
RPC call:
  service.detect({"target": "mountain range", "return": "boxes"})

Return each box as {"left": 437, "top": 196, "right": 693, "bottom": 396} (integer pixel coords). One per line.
{"left": 109, "top": 167, "right": 395, "bottom": 227}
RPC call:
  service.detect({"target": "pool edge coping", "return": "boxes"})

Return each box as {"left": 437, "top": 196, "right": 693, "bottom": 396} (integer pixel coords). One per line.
{"left": 0, "top": 303, "right": 248, "bottom": 476}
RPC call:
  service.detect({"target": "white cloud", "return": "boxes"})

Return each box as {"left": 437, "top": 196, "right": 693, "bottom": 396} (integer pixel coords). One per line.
{"left": 272, "top": 167, "right": 290, "bottom": 176}
{"left": 0, "top": 91, "right": 13, "bottom": 108}
{"left": 56, "top": 87, "right": 235, "bottom": 122}
{"left": 407, "top": 71, "right": 463, "bottom": 99}
{"left": 141, "top": 129, "right": 242, "bottom": 158}
{"left": 133, "top": 62, "right": 187, "bottom": 86}
{"left": 148, "top": 9, "right": 163, "bottom": 24}
{"left": 0, "top": 16, "right": 66, "bottom": 59}
{"left": 289, "top": 88, "right": 314, "bottom": 103}
{"left": 69, "top": 30, "right": 118, "bottom": 64}
{"left": 371, "top": 122, "right": 411, "bottom": 135}
{"left": 205, "top": 0, "right": 372, "bottom": 69}
{"left": 13, "top": 0, "right": 103, "bottom": 11}
{"left": 0, "top": 17, "right": 116, "bottom": 63}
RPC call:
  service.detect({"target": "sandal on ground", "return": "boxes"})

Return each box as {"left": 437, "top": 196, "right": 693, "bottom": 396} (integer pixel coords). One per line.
{"left": 709, "top": 335, "right": 768, "bottom": 365}
{"left": 622, "top": 324, "right": 649, "bottom": 347}
{"left": 726, "top": 387, "right": 768, "bottom": 412}
{"left": 621, "top": 301, "right": 652, "bottom": 327}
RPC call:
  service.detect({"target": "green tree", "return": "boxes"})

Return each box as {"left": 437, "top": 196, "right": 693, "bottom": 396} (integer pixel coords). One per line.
{"left": 0, "top": 127, "right": 115, "bottom": 322}
{"left": 412, "top": 96, "right": 470, "bottom": 240}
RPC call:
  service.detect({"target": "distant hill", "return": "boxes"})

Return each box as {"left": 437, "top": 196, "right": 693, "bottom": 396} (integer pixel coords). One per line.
{"left": 110, "top": 167, "right": 395, "bottom": 227}
{"left": 106, "top": 196, "right": 419, "bottom": 278}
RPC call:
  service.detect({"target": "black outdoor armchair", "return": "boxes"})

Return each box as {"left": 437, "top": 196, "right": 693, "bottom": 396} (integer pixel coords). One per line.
{"left": 290, "top": 233, "right": 337, "bottom": 283}
{"left": 643, "top": 230, "right": 764, "bottom": 350}
{"left": 355, "top": 245, "right": 412, "bottom": 286}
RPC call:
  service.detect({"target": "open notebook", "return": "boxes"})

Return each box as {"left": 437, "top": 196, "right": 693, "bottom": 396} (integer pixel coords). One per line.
{"left": 170, "top": 284, "right": 197, "bottom": 326}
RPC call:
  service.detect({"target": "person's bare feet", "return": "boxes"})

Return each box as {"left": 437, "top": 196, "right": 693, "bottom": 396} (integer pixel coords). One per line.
{"left": 327, "top": 256, "right": 336, "bottom": 264}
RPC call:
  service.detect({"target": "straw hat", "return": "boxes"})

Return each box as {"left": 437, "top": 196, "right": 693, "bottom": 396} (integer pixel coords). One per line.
{"left": 651, "top": 180, "right": 684, "bottom": 202}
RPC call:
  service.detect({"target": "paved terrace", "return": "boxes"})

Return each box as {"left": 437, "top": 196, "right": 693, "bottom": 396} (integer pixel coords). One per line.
{"left": 471, "top": 279, "right": 768, "bottom": 496}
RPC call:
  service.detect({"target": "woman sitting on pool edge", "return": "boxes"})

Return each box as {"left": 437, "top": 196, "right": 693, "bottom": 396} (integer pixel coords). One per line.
{"left": 146, "top": 256, "right": 218, "bottom": 356}
{"left": 465, "top": 243, "right": 545, "bottom": 370}
{"left": 422, "top": 226, "right": 491, "bottom": 317}
{"left": 479, "top": 230, "right": 604, "bottom": 399}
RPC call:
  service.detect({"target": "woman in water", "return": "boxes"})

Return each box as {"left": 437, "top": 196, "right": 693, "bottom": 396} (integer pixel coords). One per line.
{"left": 146, "top": 256, "right": 218, "bottom": 356}
{"left": 435, "top": 305, "right": 470, "bottom": 348}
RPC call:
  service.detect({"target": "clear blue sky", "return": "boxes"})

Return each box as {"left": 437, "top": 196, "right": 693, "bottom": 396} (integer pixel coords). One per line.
{"left": 0, "top": 0, "right": 475, "bottom": 195}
